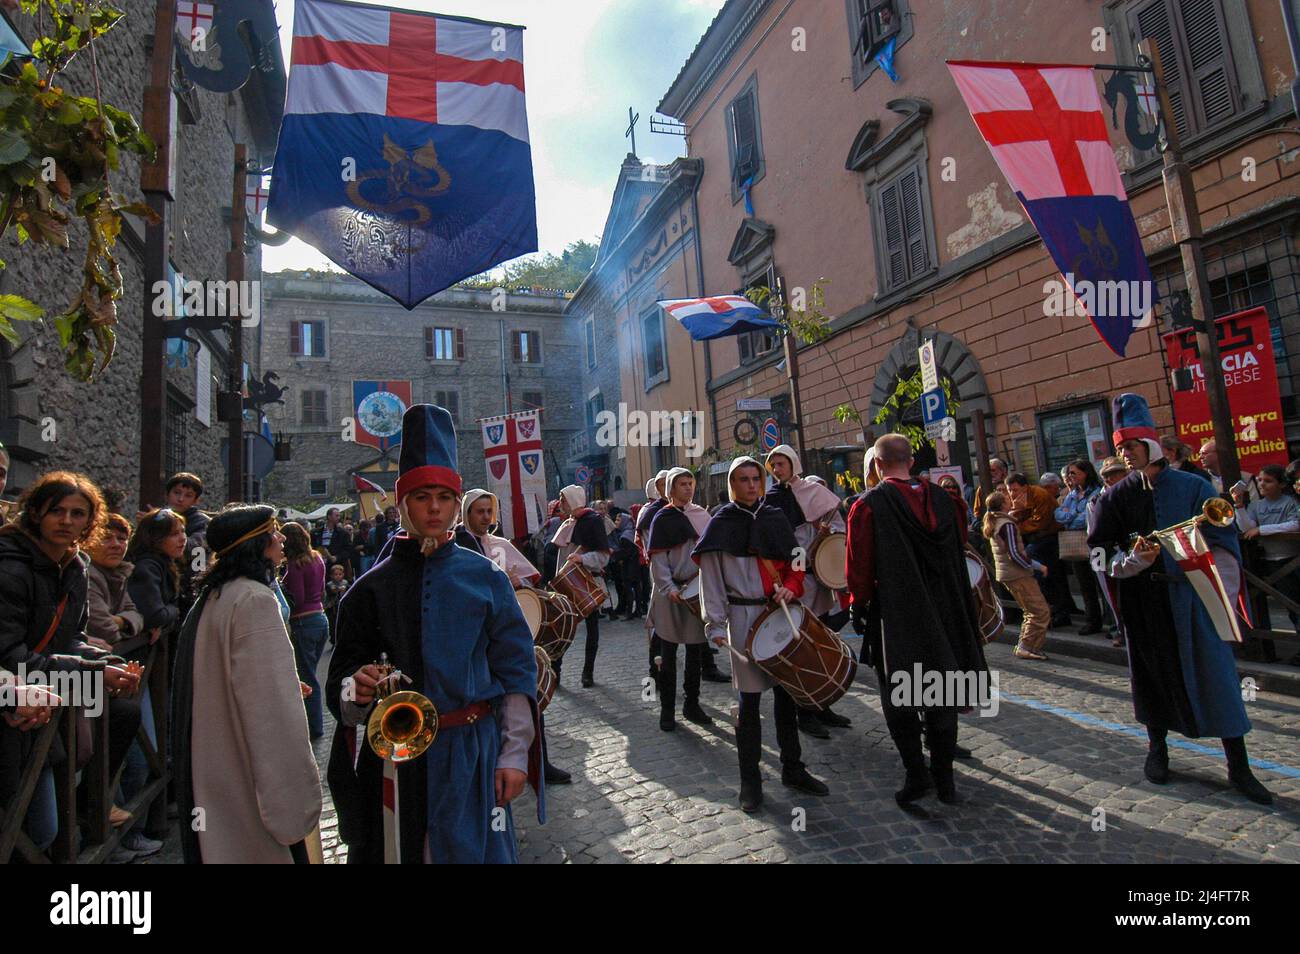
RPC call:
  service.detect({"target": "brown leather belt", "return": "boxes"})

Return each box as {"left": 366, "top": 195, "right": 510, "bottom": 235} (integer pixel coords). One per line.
{"left": 439, "top": 700, "right": 492, "bottom": 728}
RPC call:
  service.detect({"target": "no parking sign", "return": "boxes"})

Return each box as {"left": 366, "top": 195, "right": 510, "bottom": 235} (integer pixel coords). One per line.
{"left": 575, "top": 465, "right": 591, "bottom": 484}
{"left": 759, "top": 417, "right": 780, "bottom": 452}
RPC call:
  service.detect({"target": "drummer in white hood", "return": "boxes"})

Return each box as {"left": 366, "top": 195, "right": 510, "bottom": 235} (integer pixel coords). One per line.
{"left": 644, "top": 467, "right": 715, "bottom": 731}
{"left": 764, "top": 445, "right": 854, "bottom": 738}
{"left": 693, "top": 456, "right": 829, "bottom": 813}
{"left": 551, "top": 484, "right": 611, "bottom": 687}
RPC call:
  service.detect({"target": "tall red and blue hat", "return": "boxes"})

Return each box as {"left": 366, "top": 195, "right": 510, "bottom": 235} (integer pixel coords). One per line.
{"left": 395, "top": 404, "right": 462, "bottom": 503}
{"left": 1111, "top": 392, "right": 1161, "bottom": 458}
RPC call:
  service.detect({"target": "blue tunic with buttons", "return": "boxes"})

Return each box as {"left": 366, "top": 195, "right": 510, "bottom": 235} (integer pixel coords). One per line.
{"left": 416, "top": 538, "right": 542, "bottom": 862}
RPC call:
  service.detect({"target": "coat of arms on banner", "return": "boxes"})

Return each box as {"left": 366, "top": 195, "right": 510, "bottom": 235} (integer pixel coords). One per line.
{"left": 480, "top": 410, "right": 547, "bottom": 538}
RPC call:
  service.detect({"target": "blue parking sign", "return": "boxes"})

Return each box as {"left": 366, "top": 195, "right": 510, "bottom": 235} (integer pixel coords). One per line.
{"left": 921, "top": 388, "right": 947, "bottom": 425}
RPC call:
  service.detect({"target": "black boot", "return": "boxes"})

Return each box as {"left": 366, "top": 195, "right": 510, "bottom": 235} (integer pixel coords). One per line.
{"left": 681, "top": 645, "right": 712, "bottom": 725}
{"left": 928, "top": 727, "right": 963, "bottom": 804}
{"left": 1144, "top": 726, "right": 1170, "bottom": 784}
{"left": 737, "top": 694, "right": 763, "bottom": 813}
{"left": 893, "top": 723, "right": 932, "bottom": 806}
{"left": 1223, "top": 736, "right": 1274, "bottom": 805}
{"left": 797, "top": 707, "right": 830, "bottom": 739}
{"left": 816, "top": 706, "right": 852, "bottom": 728}
{"left": 659, "top": 644, "right": 677, "bottom": 731}
{"left": 781, "top": 765, "right": 829, "bottom": 796}
{"left": 582, "top": 614, "right": 599, "bottom": 687}
{"left": 544, "top": 762, "right": 572, "bottom": 784}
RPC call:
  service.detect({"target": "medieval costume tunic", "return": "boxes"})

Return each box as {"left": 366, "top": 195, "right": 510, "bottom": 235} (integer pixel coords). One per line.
{"left": 325, "top": 404, "right": 543, "bottom": 864}
{"left": 636, "top": 473, "right": 670, "bottom": 670}
{"left": 846, "top": 475, "right": 987, "bottom": 801}
{"left": 693, "top": 458, "right": 821, "bottom": 805}
{"left": 457, "top": 489, "right": 542, "bottom": 588}
{"left": 551, "top": 484, "right": 610, "bottom": 682}
{"left": 1088, "top": 466, "right": 1250, "bottom": 740}
{"left": 764, "top": 445, "right": 847, "bottom": 620}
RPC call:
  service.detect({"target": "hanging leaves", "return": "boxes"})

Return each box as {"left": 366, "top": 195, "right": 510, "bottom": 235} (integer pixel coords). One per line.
{"left": 0, "top": 0, "right": 157, "bottom": 379}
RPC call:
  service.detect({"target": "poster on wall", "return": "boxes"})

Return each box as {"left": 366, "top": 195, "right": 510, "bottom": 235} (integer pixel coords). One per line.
{"left": 1162, "top": 306, "right": 1289, "bottom": 475}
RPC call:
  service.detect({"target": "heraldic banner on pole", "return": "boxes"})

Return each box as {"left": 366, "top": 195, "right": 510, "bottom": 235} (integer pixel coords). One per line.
{"left": 480, "top": 409, "right": 546, "bottom": 539}
{"left": 267, "top": 0, "right": 538, "bottom": 308}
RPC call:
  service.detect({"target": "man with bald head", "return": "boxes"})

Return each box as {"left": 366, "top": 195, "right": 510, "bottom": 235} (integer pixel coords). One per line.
{"left": 846, "top": 434, "right": 988, "bottom": 806}
{"left": 1198, "top": 439, "right": 1259, "bottom": 503}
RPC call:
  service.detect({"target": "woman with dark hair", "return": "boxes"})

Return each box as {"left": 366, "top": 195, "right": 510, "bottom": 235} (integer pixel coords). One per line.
{"left": 172, "top": 504, "right": 321, "bottom": 863}
{"left": 1054, "top": 459, "right": 1107, "bottom": 635}
{"left": 0, "top": 471, "right": 140, "bottom": 853}
{"left": 281, "top": 521, "right": 328, "bottom": 739}
{"left": 126, "top": 509, "right": 186, "bottom": 650}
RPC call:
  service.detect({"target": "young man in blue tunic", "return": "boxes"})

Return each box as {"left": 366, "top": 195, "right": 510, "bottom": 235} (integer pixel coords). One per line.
{"left": 1088, "top": 394, "right": 1273, "bottom": 805}
{"left": 325, "top": 404, "right": 545, "bottom": 863}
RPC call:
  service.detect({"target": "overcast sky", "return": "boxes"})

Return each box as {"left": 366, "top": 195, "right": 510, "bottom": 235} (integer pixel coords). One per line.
{"left": 261, "top": 0, "right": 725, "bottom": 274}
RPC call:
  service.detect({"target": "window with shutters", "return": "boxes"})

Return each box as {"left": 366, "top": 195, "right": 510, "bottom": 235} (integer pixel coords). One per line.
{"left": 724, "top": 76, "right": 765, "bottom": 204}
{"left": 289, "top": 319, "right": 326, "bottom": 357}
{"left": 522, "top": 390, "right": 545, "bottom": 422}
{"left": 1122, "top": 0, "right": 1244, "bottom": 144}
{"left": 425, "top": 326, "right": 464, "bottom": 361}
{"left": 738, "top": 264, "right": 779, "bottom": 365}
{"left": 871, "top": 160, "right": 935, "bottom": 294}
{"left": 585, "top": 318, "right": 597, "bottom": 369}
{"left": 586, "top": 392, "right": 604, "bottom": 429}
{"left": 432, "top": 389, "right": 460, "bottom": 424}
{"left": 642, "top": 308, "right": 669, "bottom": 389}
{"left": 301, "top": 389, "right": 327, "bottom": 426}
{"left": 512, "top": 329, "right": 541, "bottom": 364}
{"left": 845, "top": 0, "right": 913, "bottom": 89}
{"left": 308, "top": 478, "right": 329, "bottom": 498}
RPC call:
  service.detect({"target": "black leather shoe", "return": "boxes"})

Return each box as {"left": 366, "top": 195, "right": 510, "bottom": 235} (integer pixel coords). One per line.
{"left": 1144, "top": 744, "right": 1170, "bottom": 785}
{"left": 701, "top": 668, "right": 730, "bottom": 683}
{"left": 739, "top": 779, "right": 763, "bottom": 813}
{"left": 544, "top": 762, "right": 572, "bottom": 784}
{"left": 659, "top": 712, "right": 676, "bottom": 732}
{"left": 1229, "top": 769, "right": 1274, "bottom": 805}
{"left": 682, "top": 701, "right": 714, "bottom": 726}
{"left": 895, "top": 768, "right": 931, "bottom": 805}
{"left": 797, "top": 710, "right": 831, "bottom": 739}
{"left": 1078, "top": 622, "right": 1104, "bottom": 635}
{"left": 816, "top": 707, "right": 852, "bottom": 728}
{"left": 581, "top": 672, "right": 594, "bottom": 688}
{"left": 930, "top": 763, "right": 963, "bottom": 804}
{"left": 781, "top": 767, "right": 829, "bottom": 797}
{"left": 954, "top": 743, "right": 973, "bottom": 760}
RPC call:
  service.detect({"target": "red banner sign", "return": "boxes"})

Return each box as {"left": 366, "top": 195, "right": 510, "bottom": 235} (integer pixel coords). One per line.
{"left": 1162, "top": 306, "right": 1288, "bottom": 474}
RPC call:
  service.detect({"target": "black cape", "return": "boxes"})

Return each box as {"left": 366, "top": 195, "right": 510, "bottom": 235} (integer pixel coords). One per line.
{"left": 636, "top": 498, "right": 667, "bottom": 534}
{"left": 764, "top": 483, "right": 807, "bottom": 529}
{"left": 647, "top": 505, "right": 699, "bottom": 553}
{"left": 858, "top": 481, "right": 987, "bottom": 684}
{"left": 570, "top": 510, "right": 610, "bottom": 552}
{"left": 691, "top": 498, "right": 797, "bottom": 561}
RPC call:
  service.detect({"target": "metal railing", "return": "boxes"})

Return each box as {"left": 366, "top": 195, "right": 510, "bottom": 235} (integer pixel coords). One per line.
{"left": 0, "top": 641, "right": 170, "bottom": 864}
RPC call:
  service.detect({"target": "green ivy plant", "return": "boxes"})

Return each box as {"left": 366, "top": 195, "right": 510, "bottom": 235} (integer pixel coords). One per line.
{"left": 0, "top": 0, "right": 158, "bottom": 380}
{"left": 872, "top": 368, "right": 960, "bottom": 451}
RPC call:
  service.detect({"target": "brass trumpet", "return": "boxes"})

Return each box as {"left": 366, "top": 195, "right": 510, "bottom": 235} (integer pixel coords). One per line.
{"left": 366, "top": 653, "right": 438, "bottom": 762}
{"left": 1129, "top": 497, "right": 1236, "bottom": 552}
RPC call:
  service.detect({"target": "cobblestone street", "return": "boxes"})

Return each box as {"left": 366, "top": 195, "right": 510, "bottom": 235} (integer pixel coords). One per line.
{"left": 306, "top": 618, "right": 1300, "bottom": 865}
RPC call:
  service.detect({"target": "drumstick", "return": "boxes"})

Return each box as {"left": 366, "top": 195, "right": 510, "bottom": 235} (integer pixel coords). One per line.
{"left": 778, "top": 597, "right": 799, "bottom": 641}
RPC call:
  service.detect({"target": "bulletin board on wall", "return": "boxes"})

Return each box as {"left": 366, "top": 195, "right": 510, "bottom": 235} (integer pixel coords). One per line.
{"left": 1001, "top": 432, "right": 1040, "bottom": 479}
{"left": 1036, "top": 401, "right": 1112, "bottom": 476}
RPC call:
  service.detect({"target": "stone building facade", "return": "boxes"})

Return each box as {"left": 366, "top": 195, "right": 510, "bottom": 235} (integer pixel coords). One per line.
{"left": 0, "top": 1, "right": 282, "bottom": 513}
{"left": 258, "top": 272, "right": 583, "bottom": 513}
{"left": 591, "top": 0, "right": 1299, "bottom": 500}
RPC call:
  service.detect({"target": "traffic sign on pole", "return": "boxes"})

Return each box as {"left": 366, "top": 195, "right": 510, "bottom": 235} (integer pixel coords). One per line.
{"left": 760, "top": 417, "right": 781, "bottom": 452}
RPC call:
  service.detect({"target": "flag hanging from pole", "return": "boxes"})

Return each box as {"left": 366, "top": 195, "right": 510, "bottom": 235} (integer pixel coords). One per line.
{"left": 480, "top": 409, "right": 546, "bottom": 539}
{"left": 268, "top": 0, "right": 537, "bottom": 308}
{"left": 947, "top": 60, "right": 1157, "bottom": 357}
{"left": 659, "top": 295, "right": 779, "bottom": 341}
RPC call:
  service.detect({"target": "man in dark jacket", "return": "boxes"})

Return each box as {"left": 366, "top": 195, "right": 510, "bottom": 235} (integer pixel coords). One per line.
{"left": 314, "top": 507, "right": 356, "bottom": 578}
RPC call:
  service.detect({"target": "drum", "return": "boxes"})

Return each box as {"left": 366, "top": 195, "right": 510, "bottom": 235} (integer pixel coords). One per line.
{"left": 745, "top": 602, "right": 857, "bottom": 710}
{"left": 964, "top": 546, "right": 1005, "bottom": 644}
{"left": 535, "top": 645, "right": 557, "bottom": 713}
{"left": 679, "top": 575, "right": 702, "bottom": 618}
{"left": 551, "top": 562, "right": 608, "bottom": 618}
{"left": 809, "top": 532, "right": 847, "bottom": 590}
{"left": 516, "top": 587, "right": 545, "bottom": 638}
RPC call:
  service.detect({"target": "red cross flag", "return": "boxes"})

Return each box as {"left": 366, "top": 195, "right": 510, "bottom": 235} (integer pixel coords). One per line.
{"left": 176, "top": 1, "right": 214, "bottom": 45}
{"left": 1155, "top": 523, "right": 1246, "bottom": 643}
{"left": 480, "top": 409, "right": 547, "bottom": 539}
{"left": 947, "top": 60, "right": 1157, "bottom": 357}
{"left": 245, "top": 178, "right": 269, "bottom": 218}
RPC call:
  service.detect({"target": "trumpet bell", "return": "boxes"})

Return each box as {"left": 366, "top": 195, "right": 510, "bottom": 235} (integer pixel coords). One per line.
{"left": 367, "top": 690, "right": 439, "bottom": 762}
{"left": 1202, "top": 497, "right": 1235, "bottom": 527}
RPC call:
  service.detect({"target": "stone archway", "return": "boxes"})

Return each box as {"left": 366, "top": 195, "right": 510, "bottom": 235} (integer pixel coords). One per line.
{"left": 867, "top": 325, "right": 992, "bottom": 426}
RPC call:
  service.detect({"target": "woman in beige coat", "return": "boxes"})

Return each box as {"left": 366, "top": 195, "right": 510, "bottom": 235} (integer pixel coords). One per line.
{"left": 172, "top": 504, "right": 322, "bottom": 863}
